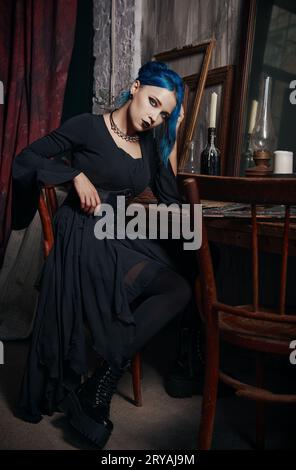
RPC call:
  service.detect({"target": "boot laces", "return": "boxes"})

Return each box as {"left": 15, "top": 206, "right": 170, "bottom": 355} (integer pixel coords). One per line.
{"left": 94, "top": 367, "right": 123, "bottom": 407}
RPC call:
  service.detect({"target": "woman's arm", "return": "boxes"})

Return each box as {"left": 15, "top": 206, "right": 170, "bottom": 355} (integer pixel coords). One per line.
{"left": 12, "top": 113, "right": 100, "bottom": 228}
{"left": 168, "top": 140, "right": 178, "bottom": 176}
{"left": 168, "top": 104, "right": 184, "bottom": 176}
{"left": 12, "top": 113, "right": 90, "bottom": 186}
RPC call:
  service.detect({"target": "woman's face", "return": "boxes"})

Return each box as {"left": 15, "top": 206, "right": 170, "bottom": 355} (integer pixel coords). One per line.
{"left": 128, "top": 81, "right": 177, "bottom": 132}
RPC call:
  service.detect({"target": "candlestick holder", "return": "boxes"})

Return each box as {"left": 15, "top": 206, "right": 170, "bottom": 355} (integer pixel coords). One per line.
{"left": 245, "top": 76, "right": 276, "bottom": 176}
{"left": 246, "top": 149, "right": 273, "bottom": 176}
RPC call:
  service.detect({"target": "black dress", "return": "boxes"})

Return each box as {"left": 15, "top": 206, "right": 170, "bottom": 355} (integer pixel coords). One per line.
{"left": 12, "top": 113, "right": 184, "bottom": 423}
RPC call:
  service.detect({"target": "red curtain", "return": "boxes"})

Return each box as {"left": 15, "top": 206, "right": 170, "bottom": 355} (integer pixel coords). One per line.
{"left": 0, "top": 0, "right": 78, "bottom": 268}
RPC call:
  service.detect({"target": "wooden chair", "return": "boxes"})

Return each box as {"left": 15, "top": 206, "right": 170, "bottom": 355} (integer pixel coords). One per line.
{"left": 38, "top": 184, "right": 143, "bottom": 407}
{"left": 181, "top": 175, "right": 296, "bottom": 449}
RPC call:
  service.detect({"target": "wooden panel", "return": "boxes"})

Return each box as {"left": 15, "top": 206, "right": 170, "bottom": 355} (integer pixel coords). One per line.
{"left": 141, "top": 0, "right": 244, "bottom": 69}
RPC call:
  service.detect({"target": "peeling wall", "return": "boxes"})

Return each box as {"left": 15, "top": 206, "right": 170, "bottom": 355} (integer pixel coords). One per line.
{"left": 93, "top": 0, "right": 244, "bottom": 113}
{"left": 141, "top": 0, "right": 244, "bottom": 68}
{"left": 93, "top": 0, "right": 112, "bottom": 113}
{"left": 93, "top": 0, "right": 141, "bottom": 113}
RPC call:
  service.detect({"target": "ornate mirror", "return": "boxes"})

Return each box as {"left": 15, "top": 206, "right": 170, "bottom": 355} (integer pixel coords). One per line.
{"left": 232, "top": 0, "right": 296, "bottom": 175}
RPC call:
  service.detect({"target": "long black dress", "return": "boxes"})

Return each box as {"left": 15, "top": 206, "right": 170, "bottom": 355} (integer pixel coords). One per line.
{"left": 12, "top": 113, "right": 184, "bottom": 423}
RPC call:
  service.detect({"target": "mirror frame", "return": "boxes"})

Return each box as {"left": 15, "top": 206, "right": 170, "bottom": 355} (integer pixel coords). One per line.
{"left": 154, "top": 41, "right": 215, "bottom": 169}
{"left": 231, "top": 0, "right": 257, "bottom": 175}
{"left": 182, "top": 65, "right": 234, "bottom": 175}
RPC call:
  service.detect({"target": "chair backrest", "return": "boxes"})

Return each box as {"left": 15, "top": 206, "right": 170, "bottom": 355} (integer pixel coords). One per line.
{"left": 181, "top": 175, "right": 296, "bottom": 321}
{"left": 38, "top": 185, "right": 58, "bottom": 258}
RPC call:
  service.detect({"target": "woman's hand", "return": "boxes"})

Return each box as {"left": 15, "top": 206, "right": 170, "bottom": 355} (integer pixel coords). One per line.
{"left": 73, "top": 173, "right": 101, "bottom": 215}
{"left": 176, "top": 104, "right": 185, "bottom": 132}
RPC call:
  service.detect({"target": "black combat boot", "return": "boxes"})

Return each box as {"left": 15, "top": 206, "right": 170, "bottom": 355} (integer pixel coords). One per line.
{"left": 164, "top": 326, "right": 235, "bottom": 398}
{"left": 165, "top": 327, "right": 205, "bottom": 397}
{"left": 60, "top": 359, "right": 130, "bottom": 448}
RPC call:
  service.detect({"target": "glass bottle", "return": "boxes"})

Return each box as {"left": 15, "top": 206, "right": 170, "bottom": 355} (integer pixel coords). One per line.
{"left": 200, "top": 127, "right": 221, "bottom": 175}
{"left": 241, "top": 99, "right": 258, "bottom": 174}
{"left": 183, "top": 140, "right": 200, "bottom": 173}
{"left": 241, "top": 132, "right": 255, "bottom": 173}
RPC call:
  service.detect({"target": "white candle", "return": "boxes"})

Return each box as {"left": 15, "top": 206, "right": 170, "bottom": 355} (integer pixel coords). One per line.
{"left": 248, "top": 100, "right": 258, "bottom": 134}
{"left": 209, "top": 92, "right": 217, "bottom": 128}
{"left": 274, "top": 150, "right": 294, "bottom": 174}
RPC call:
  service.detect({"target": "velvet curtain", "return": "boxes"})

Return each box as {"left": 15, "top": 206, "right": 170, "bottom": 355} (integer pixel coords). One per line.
{"left": 0, "top": 0, "right": 78, "bottom": 268}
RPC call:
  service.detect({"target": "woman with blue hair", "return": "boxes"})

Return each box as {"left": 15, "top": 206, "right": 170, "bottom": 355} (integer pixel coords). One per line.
{"left": 13, "top": 61, "right": 191, "bottom": 448}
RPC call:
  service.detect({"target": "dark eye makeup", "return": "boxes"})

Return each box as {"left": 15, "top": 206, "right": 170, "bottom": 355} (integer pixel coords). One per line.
{"left": 160, "top": 112, "right": 169, "bottom": 120}
{"left": 149, "top": 97, "right": 157, "bottom": 107}
{"left": 149, "top": 97, "right": 170, "bottom": 120}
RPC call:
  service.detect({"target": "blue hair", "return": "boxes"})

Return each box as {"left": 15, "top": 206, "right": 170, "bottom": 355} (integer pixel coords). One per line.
{"left": 115, "top": 61, "right": 184, "bottom": 167}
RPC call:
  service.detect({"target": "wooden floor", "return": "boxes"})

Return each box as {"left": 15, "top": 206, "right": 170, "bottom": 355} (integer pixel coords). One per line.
{"left": 0, "top": 322, "right": 295, "bottom": 450}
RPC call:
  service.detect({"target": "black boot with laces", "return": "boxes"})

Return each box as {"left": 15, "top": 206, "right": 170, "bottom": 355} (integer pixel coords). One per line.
{"left": 164, "top": 326, "right": 235, "bottom": 399}
{"left": 165, "top": 327, "right": 205, "bottom": 397}
{"left": 60, "top": 359, "right": 130, "bottom": 448}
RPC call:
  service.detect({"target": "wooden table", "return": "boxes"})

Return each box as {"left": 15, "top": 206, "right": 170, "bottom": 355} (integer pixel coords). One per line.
{"left": 132, "top": 187, "right": 296, "bottom": 256}
{"left": 205, "top": 217, "right": 296, "bottom": 257}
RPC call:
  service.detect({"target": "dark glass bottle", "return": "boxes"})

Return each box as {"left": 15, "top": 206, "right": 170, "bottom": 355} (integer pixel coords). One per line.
{"left": 200, "top": 127, "right": 221, "bottom": 175}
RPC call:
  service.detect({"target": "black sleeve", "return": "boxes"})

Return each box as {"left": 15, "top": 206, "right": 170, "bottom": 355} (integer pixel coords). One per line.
{"left": 149, "top": 132, "right": 185, "bottom": 206}
{"left": 11, "top": 113, "right": 90, "bottom": 230}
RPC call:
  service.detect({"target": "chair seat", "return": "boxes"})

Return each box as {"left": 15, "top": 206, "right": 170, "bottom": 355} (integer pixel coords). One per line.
{"left": 219, "top": 305, "right": 296, "bottom": 351}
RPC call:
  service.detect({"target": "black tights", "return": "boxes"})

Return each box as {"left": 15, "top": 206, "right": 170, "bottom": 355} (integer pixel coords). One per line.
{"left": 127, "top": 268, "right": 192, "bottom": 357}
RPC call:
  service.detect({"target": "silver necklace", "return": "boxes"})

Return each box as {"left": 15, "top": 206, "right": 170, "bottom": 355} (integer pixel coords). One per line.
{"left": 109, "top": 110, "right": 139, "bottom": 142}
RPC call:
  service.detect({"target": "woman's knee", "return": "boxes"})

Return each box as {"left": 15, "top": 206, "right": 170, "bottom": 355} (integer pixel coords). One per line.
{"left": 162, "top": 270, "right": 192, "bottom": 310}
{"left": 174, "top": 274, "right": 192, "bottom": 309}
{"left": 144, "top": 268, "right": 192, "bottom": 310}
